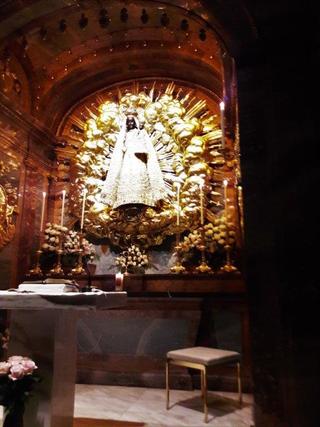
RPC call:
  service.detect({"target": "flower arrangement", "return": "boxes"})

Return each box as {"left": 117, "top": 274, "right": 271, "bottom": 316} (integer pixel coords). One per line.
{"left": 177, "top": 214, "right": 237, "bottom": 271}
{"left": 115, "top": 244, "right": 149, "bottom": 273}
{"left": 180, "top": 215, "right": 236, "bottom": 254}
{"left": 41, "top": 223, "right": 68, "bottom": 252}
{"left": 0, "top": 356, "right": 39, "bottom": 426}
{"left": 64, "top": 230, "right": 80, "bottom": 253}
{"left": 81, "top": 239, "right": 96, "bottom": 263}
{"left": 64, "top": 231, "right": 95, "bottom": 261}
{"left": 39, "top": 224, "right": 96, "bottom": 271}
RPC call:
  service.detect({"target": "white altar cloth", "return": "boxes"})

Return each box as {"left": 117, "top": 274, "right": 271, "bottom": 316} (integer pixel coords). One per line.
{"left": 0, "top": 290, "right": 126, "bottom": 310}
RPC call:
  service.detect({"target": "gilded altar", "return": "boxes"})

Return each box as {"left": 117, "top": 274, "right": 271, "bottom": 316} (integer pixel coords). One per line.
{"left": 50, "top": 80, "right": 242, "bottom": 274}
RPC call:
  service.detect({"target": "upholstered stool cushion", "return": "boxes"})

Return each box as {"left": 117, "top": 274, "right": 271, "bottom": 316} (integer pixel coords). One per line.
{"left": 167, "top": 346, "right": 241, "bottom": 366}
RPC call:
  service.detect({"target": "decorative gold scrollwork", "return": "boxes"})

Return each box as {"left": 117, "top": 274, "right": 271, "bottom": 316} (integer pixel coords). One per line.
{"left": 70, "top": 82, "right": 225, "bottom": 248}
{"left": 0, "top": 184, "right": 15, "bottom": 250}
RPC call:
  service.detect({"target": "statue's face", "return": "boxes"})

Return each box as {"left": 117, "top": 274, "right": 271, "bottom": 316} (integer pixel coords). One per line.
{"left": 126, "top": 116, "right": 137, "bottom": 130}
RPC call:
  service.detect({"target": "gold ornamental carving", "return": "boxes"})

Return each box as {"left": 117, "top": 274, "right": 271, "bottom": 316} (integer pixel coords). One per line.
{"left": 70, "top": 83, "right": 225, "bottom": 248}
{"left": 0, "top": 184, "right": 15, "bottom": 250}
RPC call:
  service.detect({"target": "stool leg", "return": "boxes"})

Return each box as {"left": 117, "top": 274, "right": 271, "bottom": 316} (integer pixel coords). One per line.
{"left": 166, "top": 360, "right": 170, "bottom": 410}
{"left": 237, "top": 362, "right": 242, "bottom": 405}
{"left": 203, "top": 366, "right": 208, "bottom": 423}
{"left": 201, "top": 369, "right": 205, "bottom": 397}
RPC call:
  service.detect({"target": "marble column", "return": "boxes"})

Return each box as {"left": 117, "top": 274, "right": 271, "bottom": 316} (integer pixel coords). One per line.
{"left": 8, "top": 310, "right": 77, "bottom": 427}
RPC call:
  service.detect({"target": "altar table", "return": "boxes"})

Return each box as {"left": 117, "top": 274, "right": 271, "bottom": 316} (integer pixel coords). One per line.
{"left": 0, "top": 291, "right": 127, "bottom": 427}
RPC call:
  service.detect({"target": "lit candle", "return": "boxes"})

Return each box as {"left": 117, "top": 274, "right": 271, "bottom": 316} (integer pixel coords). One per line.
{"left": 80, "top": 188, "right": 87, "bottom": 231}
{"left": 223, "top": 179, "right": 229, "bottom": 246}
{"left": 40, "top": 192, "right": 46, "bottom": 233}
{"left": 60, "top": 190, "right": 66, "bottom": 227}
{"left": 199, "top": 180, "right": 204, "bottom": 225}
{"left": 115, "top": 272, "right": 124, "bottom": 291}
{"left": 176, "top": 183, "right": 181, "bottom": 226}
{"left": 219, "top": 101, "right": 225, "bottom": 149}
{"left": 223, "top": 179, "right": 228, "bottom": 213}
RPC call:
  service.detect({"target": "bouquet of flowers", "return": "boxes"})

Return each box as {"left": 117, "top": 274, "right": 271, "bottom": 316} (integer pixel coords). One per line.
{"left": 81, "top": 238, "right": 96, "bottom": 263}
{"left": 176, "top": 214, "right": 237, "bottom": 271}
{"left": 180, "top": 215, "right": 236, "bottom": 254}
{"left": 115, "top": 244, "right": 149, "bottom": 273}
{"left": 42, "top": 223, "right": 68, "bottom": 252}
{"left": 0, "top": 356, "right": 39, "bottom": 426}
{"left": 65, "top": 231, "right": 95, "bottom": 258}
{"left": 64, "top": 230, "right": 80, "bottom": 253}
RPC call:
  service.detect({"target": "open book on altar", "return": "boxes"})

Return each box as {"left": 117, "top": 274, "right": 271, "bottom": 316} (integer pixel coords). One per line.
{"left": 18, "top": 278, "right": 80, "bottom": 294}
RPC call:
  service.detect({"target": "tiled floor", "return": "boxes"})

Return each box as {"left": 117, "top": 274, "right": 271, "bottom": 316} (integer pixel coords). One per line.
{"left": 0, "top": 385, "right": 254, "bottom": 426}
{"left": 74, "top": 385, "right": 254, "bottom": 426}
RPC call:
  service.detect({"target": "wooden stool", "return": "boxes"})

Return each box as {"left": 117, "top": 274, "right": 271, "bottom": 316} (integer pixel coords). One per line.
{"left": 166, "top": 346, "right": 242, "bottom": 423}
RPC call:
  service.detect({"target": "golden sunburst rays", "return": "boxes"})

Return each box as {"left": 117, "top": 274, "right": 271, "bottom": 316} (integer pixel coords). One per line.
{"left": 69, "top": 81, "right": 227, "bottom": 247}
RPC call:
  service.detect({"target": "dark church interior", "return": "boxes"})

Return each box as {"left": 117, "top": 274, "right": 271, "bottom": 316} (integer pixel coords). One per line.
{"left": 0, "top": 1, "right": 318, "bottom": 426}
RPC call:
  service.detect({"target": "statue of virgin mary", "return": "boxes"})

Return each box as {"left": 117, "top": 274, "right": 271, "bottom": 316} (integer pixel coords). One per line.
{"left": 100, "top": 113, "right": 167, "bottom": 209}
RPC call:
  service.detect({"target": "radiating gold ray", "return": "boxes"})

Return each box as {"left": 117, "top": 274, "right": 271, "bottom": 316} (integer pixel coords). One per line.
{"left": 149, "top": 81, "right": 156, "bottom": 101}
{"left": 185, "top": 100, "right": 207, "bottom": 119}
{"left": 70, "top": 117, "right": 85, "bottom": 130}
{"left": 85, "top": 107, "right": 97, "bottom": 120}
{"left": 180, "top": 90, "right": 193, "bottom": 105}
{"left": 69, "top": 82, "right": 228, "bottom": 247}
{"left": 165, "top": 81, "right": 175, "bottom": 95}
{"left": 175, "top": 88, "right": 183, "bottom": 99}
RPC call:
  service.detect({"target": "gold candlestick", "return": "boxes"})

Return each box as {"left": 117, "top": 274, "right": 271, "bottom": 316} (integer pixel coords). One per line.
{"left": 196, "top": 180, "right": 212, "bottom": 273}
{"left": 72, "top": 232, "right": 85, "bottom": 275}
{"left": 199, "top": 180, "right": 204, "bottom": 225}
{"left": 219, "top": 101, "right": 225, "bottom": 149}
{"left": 170, "top": 230, "right": 186, "bottom": 273}
{"left": 220, "top": 180, "right": 239, "bottom": 274}
{"left": 50, "top": 248, "right": 64, "bottom": 276}
{"left": 220, "top": 243, "right": 239, "bottom": 273}
{"left": 50, "top": 232, "right": 64, "bottom": 276}
{"left": 196, "top": 227, "right": 212, "bottom": 273}
{"left": 29, "top": 192, "right": 47, "bottom": 276}
{"left": 29, "top": 249, "right": 43, "bottom": 276}
{"left": 171, "top": 183, "right": 186, "bottom": 273}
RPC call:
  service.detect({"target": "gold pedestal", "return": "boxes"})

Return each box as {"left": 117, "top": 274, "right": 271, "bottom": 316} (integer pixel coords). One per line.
{"left": 29, "top": 249, "right": 43, "bottom": 276}
{"left": 195, "top": 230, "right": 213, "bottom": 274}
{"left": 49, "top": 249, "right": 64, "bottom": 276}
{"left": 71, "top": 250, "right": 85, "bottom": 275}
{"left": 196, "top": 248, "right": 212, "bottom": 274}
{"left": 170, "top": 232, "right": 186, "bottom": 274}
{"left": 170, "top": 260, "right": 186, "bottom": 274}
{"left": 220, "top": 245, "right": 240, "bottom": 274}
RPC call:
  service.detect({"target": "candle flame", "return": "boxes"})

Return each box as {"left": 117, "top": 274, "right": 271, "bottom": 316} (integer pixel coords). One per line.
{"left": 219, "top": 101, "right": 225, "bottom": 111}
{"left": 223, "top": 179, "right": 228, "bottom": 187}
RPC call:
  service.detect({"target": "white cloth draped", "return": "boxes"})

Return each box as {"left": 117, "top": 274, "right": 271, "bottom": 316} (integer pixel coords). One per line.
{"left": 100, "top": 127, "right": 167, "bottom": 208}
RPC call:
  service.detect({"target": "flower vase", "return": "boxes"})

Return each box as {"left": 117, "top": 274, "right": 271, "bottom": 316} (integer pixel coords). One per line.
{"left": 127, "top": 266, "right": 145, "bottom": 275}
{"left": 2, "top": 403, "right": 24, "bottom": 427}
{"left": 40, "top": 251, "right": 57, "bottom": 273}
